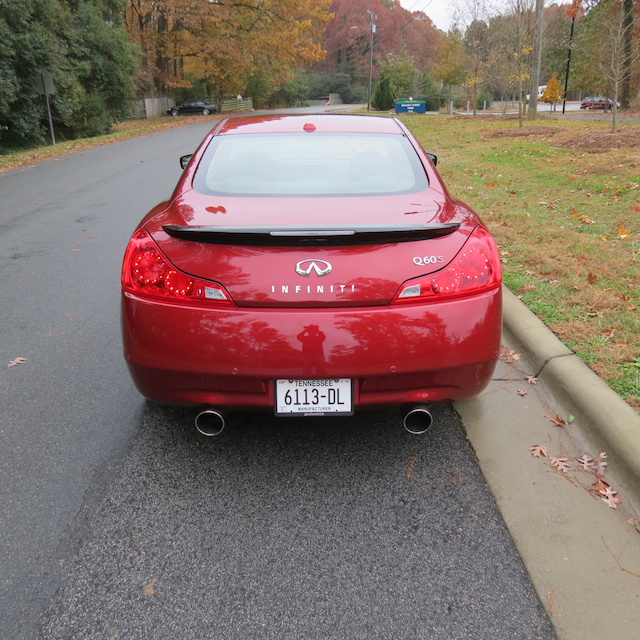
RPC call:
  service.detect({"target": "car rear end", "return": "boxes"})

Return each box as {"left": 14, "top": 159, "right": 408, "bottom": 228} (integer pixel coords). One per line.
{"left": 121, "top": 115, "right": 502, "bottom": 418}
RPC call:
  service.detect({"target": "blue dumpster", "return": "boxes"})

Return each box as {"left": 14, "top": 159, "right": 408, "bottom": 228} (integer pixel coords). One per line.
{"left": 395, "top": 99, "right": 426, "bottom": 114}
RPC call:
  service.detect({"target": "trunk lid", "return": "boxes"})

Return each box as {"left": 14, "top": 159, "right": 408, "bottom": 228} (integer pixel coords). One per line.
{"left": 147, "top": 191, "right": 476, "bottom": 307}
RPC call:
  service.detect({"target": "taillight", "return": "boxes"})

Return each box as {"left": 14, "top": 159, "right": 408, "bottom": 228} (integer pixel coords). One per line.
{"left": 122, "top": 228, "right": 232, "bottom": 305}
{"left": 392, "top": 226, "right": 501, "bottom": 304}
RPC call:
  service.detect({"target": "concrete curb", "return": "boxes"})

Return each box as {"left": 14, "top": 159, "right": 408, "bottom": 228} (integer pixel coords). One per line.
{"left": 501, "top": 285, "right": 640, "bottom": 506}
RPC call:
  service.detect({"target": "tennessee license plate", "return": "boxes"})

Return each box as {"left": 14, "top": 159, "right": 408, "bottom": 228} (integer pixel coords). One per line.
{"left": 275, "top": 379, "right": 353, "bottom": 416}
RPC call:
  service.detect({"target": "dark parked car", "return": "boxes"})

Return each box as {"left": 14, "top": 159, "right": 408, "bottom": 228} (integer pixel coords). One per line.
{"left": 580, "top": 97, "right": 617, "bottom": 110}
{"left": 121, "top": 114, "right": 502, "bottom": 436}
{"left": 168, "top": 100, "right": 217, "bottom": 116}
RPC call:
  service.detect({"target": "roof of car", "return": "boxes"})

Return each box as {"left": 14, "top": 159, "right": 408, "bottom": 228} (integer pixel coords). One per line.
{"left": 215, "top": 114, "right": 405, "bottom": 136}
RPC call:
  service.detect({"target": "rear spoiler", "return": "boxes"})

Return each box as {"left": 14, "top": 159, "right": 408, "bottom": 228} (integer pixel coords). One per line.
{"left": 162, "top": 223, "right": 460, "bottom": 246}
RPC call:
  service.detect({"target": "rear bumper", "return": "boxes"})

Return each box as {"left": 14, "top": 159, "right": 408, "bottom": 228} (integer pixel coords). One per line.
{"left": 122, "top": 287, "right": 502, "bottom": 410}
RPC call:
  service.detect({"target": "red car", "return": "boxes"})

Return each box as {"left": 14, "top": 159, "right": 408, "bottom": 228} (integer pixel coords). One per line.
{"left": 121, "top": 114, "right": 502, "bottom": 435}
{"left": 580, "top": 97, "right": 616, "bottom": 110}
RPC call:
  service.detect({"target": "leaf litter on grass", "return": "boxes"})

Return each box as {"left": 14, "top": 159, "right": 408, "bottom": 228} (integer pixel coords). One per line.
{"left": 402, "top": 114, "right": 640, "bottom": 411}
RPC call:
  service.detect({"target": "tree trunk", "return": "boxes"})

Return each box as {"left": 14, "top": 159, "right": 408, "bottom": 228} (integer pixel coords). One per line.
{"left": 528, "top": 0, "right": 544, "bottom": 121}
{"left": 621, "top": 0, "right": 633, "bottom": 109}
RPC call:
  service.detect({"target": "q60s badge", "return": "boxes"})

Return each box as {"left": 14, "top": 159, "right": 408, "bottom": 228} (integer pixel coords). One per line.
{"left": 413, "top": 255, "right": 444, "bottom": 266}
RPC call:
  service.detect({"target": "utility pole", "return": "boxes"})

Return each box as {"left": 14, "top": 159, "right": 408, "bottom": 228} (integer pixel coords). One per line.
{"left": 562, "top": 0, "right": 583, "bottom": 115}
{"left": 350, "top": 12, "right": 377, "bottom": 112}
{"left": 367, "top": 10, "right": 376, "bottom": 112}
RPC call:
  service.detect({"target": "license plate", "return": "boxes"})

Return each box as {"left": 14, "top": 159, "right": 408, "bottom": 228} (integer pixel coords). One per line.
{"left": 275, "top": 379, "right": 353, "bottom": 416}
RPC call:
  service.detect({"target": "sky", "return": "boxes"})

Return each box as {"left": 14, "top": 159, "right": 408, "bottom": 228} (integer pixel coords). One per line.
{"left": 397, "top": 0, "right": 453, "bottom": 32}
{"left": 398, "top": 0, "right": 516, "bottom": 32}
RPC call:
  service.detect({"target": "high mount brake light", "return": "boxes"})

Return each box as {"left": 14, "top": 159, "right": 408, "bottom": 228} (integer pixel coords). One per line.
{"left": 392, "top": 226, "right": 501, "bottom": 304}
{"left": 121, "top": 229, "right": 231, "bottom": 304}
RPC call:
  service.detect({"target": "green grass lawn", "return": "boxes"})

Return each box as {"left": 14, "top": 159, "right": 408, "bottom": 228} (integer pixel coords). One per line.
{"left": 401, "top": 113, "right": 640, "bottom": 410}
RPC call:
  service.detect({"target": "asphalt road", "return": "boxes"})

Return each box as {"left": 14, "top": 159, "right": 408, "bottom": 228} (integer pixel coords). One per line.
{"left": 1, "top": 115, "right": 556, "bottom": 639}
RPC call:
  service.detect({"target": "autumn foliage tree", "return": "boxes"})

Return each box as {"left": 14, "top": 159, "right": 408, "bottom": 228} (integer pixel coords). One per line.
{"left": 433, "top": 27, "right": 469, "bottom": 102}
{"left": 124, "top": 0, "right": 332, "bottom": 97}
{"left": 322, "top": 0, "right": 442, "bottom": 85}
{"left": 540, "top": 73, "right": 563, "bottom": 110}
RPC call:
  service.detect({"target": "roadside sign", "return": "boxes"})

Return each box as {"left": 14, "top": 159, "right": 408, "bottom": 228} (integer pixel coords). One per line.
{"left": 395, "top": 99, "right": 426, "bottom": 114}
{"left": 35, "top": 71, "right": 56, "bottom": 145}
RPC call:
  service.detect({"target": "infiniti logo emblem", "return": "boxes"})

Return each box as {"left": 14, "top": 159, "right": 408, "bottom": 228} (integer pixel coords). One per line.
{"left": 295, "top": 259, "right": 332, "bottom": 277}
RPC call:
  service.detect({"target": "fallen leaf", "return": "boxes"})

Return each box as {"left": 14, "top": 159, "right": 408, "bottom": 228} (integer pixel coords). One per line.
{"left": 145, "top": 579, "right": 156, "bottom": 596}
{"left": 594, "top": 452, "right": 608, "bottom": 475}
{"left": 517, "top": 388, "right": 527, "bottom": 396}
{"left": 577, "top": 454, "right": 594, "bottom": 470}
{"left": 527, "top": 376, "right": 538, "bottom": 384}
{"left": 518, "top": 285, "right": 537, "bottom": 292}
{"left": 407, "top": 456, "right": 417, "bottom": 479}
{"left": 499, "top": 348, "right": 521, "bottom": 364}
{"left": 529, "top": 445, "right": 548, "bottom": 458}
{"left": 625, "top": 181, "right": 639, "bottom": 190}
{"left": 627, "top": 517, "right": 640, "bottom": 534}
{"left": 550, "top": 457, "right": 571, "bottom": 473}
{"left": 8, "top": 357, "right": 27, "bottom": 368}
{"left": 600, "top": 487, "right": 622, "bottom": 509}
{"left": 587, "top": 272, "right": 598, "bottom": 284}
{"left": 545, "top": 413, "right": 566, "bottom": 426}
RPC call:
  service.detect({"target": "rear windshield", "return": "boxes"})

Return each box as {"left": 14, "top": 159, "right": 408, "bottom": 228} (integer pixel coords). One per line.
{"left": 192, "top": 132, "right": 429, "bottom": 197}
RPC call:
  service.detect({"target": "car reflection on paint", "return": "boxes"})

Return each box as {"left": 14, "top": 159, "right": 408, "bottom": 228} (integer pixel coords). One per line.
{"left": 121, "top": 114, "right": 502, "bottom": 434}
{"left": 168, "top": 100, "right": 217, "bottom": 116}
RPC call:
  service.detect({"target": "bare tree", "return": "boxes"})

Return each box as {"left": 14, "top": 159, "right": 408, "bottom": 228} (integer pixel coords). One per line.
{"left": 598, "top": 0, "right": 639, "bottom": 132}
{"left": 504, "top": 0, "right": 536, "bottom": 126}
{"left": 528, "top": 0, "right": 544, "bottom": 120}
{"left": 620, "top": 0, "right": 634, "bottom": 109}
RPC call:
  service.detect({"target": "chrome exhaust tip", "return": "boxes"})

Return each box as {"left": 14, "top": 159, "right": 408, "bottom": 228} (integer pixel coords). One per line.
{"left": 403, "top": 404, "right": 434, "bottom": 435}
{"left": 195, "top": 409, "right": 226, "bottom": 437}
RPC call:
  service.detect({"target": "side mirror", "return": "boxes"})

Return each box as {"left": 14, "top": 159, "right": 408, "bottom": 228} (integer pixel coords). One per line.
{"left": 180, "top": 154, "right": 193, "bottom": 170}
{"left": 427, "top": 153, "right": 438, "bottom": 166}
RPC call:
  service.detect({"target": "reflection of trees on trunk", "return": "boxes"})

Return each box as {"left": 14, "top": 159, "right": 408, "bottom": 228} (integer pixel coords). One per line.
{"left": 329, "top": 310, "right": 453, "bottom": 367}
{"left": 336, "top": 277, "right": 399, "bottom": 303}
{"left": 197, "top": 317, "right": 301, "bottom": 367}
{"left": 454, "top": 305, "right": 501, "bottom": 358}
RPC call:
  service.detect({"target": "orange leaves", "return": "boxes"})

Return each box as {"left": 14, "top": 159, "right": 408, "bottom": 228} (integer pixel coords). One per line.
{"left": 616, "top": 225, "right": 630, "bottom": 239}
{"left": 572, "top": 211, "right": 595, "bottom": 225}
{"left": 125, "top": 0, "right": 332, "bottom": 93}
{"left": 545, "top": 412, "right": 567, "bottom": 426}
